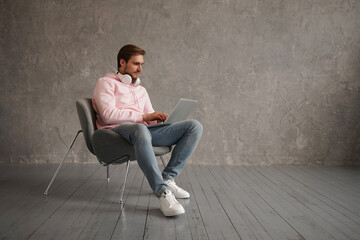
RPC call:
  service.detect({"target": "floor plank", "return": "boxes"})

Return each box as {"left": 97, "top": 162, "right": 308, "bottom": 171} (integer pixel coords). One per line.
{"left": 187, "top": 165, "right": 229, "bottom": 240}
{"left": 245, "top": 166, "right": 350, "bottom": 240}
{"left": 282, "top": 166, "right": 360, "bottom": 217}
{"left": 208, "top": 166, "right": 273, "bottom": 240}
{"left": 299, "top": 166, "right": 360, "bottom": 198}
{"left": 28, "top": 165, "right": 105, "bottom": 240}
{"left": 77, "top": 163, "right": 137, "bottom": 240}
{"left": 110, "top": 167, "right": 149, "bottom": 240}
{"left": 1, "top": 164, "right": 99, "bottom": 240}
{"left": 314, "top": 166, "right": 360, "bottom": 194}
{"left": 223, "top": 165, "right": 303, "bottom": 240}
{"left": 257, "top": 166, "right": 360, "bottom": 239}
{"left": 179, "top": 167, "right": 208, "bottom": 240}
{"left": 194, "top": 165, "right": 241, "bottom": 240}
{"left": 0, "top": 164, "right": 360, "bottom": 240}
{"left": 276, "top": 166, "right": 360, "bottom": 226}
{"left": 203, "top": 165, "right": 261, "bottom": 240}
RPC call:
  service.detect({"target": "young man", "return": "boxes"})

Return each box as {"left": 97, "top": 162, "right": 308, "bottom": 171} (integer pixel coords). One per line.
{"left": 92, "top": 44, "right": 203, "bottom": 217}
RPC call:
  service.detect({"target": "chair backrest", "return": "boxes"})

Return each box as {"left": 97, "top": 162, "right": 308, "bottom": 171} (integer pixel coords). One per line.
{"left": 76, "top": 98, "right": 96, "bottom": 154}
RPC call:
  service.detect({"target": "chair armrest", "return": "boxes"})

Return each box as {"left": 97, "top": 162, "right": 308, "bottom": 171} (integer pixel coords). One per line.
{"left": 92, "top": 129, "right": 136, "bottom": 164}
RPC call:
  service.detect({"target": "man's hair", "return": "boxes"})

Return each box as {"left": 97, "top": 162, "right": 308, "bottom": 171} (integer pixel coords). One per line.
{"left": 117, "top": 44, "right": 146, "bottom": 69}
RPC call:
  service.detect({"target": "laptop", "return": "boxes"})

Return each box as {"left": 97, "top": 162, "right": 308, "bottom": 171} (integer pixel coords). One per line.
{"left": 147, "top": 98, "right": 198, "bottom": 128}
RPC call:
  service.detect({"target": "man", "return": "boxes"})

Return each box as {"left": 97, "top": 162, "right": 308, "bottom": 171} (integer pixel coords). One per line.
{"left": 92, "top": 44, "right": 203, "bottom": 217}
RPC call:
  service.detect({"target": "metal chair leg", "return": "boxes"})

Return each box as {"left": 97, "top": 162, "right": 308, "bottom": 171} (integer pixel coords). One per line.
{"left": 159, "top": 155, "right": 167, "bottom": 169}
{"left": 107, "top": 165, "right": 110, "bottom": 183}
{"left": 119, "top": 159, "right": 130, "bottom": 204}
{"left": 44, "top": 130, "right": 82, "bottom": 195}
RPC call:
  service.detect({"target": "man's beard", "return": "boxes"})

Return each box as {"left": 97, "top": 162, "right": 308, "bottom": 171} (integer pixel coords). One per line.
{"left": 124, "top": 70, "right": 138, "bottom": 82}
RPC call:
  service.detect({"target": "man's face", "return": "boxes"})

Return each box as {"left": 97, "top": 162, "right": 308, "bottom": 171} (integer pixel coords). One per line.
{"left": 120, "top": 54, "right": 144, "bottom": 80}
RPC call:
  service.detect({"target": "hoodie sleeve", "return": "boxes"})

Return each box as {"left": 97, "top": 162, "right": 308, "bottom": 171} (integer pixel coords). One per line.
{"left": 143, "top": 89, "right": 155, "bottom": 114}
{"left": 142, "top": 89, "right": 158, "bottom": 125}
{"left": 93, "top": 77, "right": 144, "bottom": 125}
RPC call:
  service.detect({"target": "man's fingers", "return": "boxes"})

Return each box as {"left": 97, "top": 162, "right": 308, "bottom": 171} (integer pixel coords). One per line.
{"left": 152, "top": 112, "right": 167, "bottom": 121}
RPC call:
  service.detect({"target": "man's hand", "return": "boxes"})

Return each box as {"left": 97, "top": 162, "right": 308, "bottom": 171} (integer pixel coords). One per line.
{"left": 143, "top": 112, "right": 168, "bottom": 123}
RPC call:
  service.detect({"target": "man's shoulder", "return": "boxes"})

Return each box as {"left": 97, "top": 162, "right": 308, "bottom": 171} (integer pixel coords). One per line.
{"left": 104, "top": 72, "right": 119, "bottom": 79}
{"left": 99, "top": 72, "right": 119, "bottom": 81}
{"left": 97, "top": 73, "right": 120, "bottom": 85}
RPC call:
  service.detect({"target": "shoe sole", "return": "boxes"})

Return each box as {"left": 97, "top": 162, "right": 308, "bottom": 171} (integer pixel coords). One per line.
{"left": 175, "top": 195, "right": 190, "bottom": 199}
{"left": 161, "top": 208, "right": 185, "bottom": 217}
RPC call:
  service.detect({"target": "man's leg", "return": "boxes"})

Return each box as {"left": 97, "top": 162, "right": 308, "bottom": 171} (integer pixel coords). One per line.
{"left": 150, "top": 120, "right": 203, "bottom": 180}
{"left": 111, "top": 123, "right": 186, "bottom": 217}
{"left": 111, "top": 124, "right": 167, "bottom": 197}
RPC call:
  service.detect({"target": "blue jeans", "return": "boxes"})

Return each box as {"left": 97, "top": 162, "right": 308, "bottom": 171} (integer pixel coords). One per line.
{"left": 111, "top": 120, "right": 203, "bottom": 198}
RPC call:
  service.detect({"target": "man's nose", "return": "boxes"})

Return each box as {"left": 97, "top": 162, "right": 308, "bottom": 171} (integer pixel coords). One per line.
{"left": 138, "top": 65, "right": 142, "bottom": 72}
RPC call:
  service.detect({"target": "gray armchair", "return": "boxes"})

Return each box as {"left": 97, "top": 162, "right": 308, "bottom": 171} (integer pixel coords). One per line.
{"left": 44, "top": 98, "right": 172, "bottom": 204}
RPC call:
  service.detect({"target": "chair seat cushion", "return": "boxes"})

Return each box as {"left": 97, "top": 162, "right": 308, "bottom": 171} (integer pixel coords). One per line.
{"left": 92, "top": 129, "right": 136, "bottom": 164}
{"left": 153, "top": 146, "right": 172, "bottom": 156}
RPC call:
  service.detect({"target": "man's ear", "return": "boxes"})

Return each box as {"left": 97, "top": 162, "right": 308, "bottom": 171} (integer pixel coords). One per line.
{"left": 119, "top": 59, "right": 126, "bottom": 68}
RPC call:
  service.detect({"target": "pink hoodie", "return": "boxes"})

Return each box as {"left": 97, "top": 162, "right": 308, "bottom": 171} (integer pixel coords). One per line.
{"left": 92, "top": 73, "right": 155, "bottom": 129}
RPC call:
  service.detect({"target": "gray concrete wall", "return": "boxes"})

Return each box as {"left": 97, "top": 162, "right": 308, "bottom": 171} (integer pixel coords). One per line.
{"left": 1, "top": 0, "right": 360, "bottom": 165}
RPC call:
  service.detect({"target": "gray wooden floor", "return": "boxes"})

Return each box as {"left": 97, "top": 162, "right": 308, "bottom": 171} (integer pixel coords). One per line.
{"left": 0, "top": 163, "right": 360, "bottom": 240}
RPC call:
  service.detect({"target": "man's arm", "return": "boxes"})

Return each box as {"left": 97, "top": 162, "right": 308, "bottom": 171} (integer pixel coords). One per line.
{"left": 142, "top": 89, "right": 168, "bottom": 123}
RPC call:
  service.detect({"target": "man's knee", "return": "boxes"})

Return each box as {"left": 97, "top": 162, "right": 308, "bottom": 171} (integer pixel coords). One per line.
{"left": 187, "top": 120, "right": 203, "bottom": 136}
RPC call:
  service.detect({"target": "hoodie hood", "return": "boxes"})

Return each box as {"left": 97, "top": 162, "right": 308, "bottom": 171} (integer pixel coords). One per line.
{"left": 104, "top": 72, "right": 141, "bottom": 86}
{"left": 104, "top": 72, "right": 120, "bottom": 81}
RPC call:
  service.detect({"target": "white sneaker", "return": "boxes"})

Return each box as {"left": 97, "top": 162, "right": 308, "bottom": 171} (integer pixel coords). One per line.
{"left": 159, "top": 190, "right": 185, "bottom": 217}
{"left": 164, "top": 179, "right": 190, "bottom": 199}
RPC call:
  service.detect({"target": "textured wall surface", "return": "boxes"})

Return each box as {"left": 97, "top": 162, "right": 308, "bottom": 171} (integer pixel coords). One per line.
{"left": 1, "top": 0, "right": 360, "bottom": 165}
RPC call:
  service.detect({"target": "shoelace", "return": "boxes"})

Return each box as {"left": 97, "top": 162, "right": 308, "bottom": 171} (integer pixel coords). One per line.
{"left": 163, "top": 190, "right": 179, "bottom": 205}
